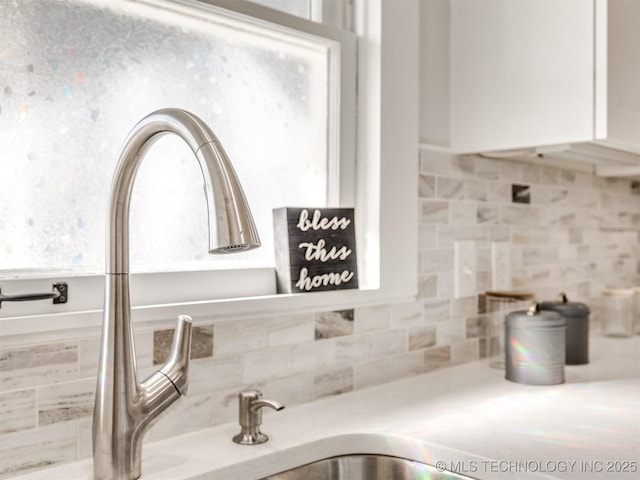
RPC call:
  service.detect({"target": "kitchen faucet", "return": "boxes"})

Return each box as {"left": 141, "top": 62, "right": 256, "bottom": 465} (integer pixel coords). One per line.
{"left": 92, "top": 108, "right": 260, "bottom": 480}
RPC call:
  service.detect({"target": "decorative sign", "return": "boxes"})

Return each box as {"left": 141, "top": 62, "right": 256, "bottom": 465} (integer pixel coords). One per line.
{"left": 273, "top": 207, "right": 358, "bottom": 294}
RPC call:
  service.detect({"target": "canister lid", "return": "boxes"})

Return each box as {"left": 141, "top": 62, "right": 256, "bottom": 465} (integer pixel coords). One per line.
{"left": 603, "top": 288, "right": 635, "bottom": 297}
{"left": 486, "top": 290, "right": 535, "bottom": 300}
{"left": 540, "top": 292, "right": 590, "bottom": 317}
{"left": 505, "top": 302, "right": 565, "bottom": 328}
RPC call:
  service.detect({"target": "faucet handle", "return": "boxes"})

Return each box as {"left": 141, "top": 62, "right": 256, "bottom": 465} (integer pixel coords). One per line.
{"left": 158, "top": 315, "right": 193, "bottom": 395}
{"left": 232, "top": 390, "right": 284, "bottom": 445}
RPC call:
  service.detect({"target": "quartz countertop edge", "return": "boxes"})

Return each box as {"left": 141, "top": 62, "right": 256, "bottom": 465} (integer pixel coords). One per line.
{"left": 11, "top": 334, "right": 640, "bottom": 480}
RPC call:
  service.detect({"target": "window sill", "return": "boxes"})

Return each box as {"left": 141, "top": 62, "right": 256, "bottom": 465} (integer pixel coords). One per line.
{"left": 0, "top": 285, "right": 415, "bottom": 341}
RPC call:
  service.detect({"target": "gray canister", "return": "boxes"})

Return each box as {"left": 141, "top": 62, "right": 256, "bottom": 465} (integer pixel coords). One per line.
{"left": 505, "top": 303, "right": 566, "bottom": 386}
{"left": 540, "top": 293, "right": 590, "bottom": 365}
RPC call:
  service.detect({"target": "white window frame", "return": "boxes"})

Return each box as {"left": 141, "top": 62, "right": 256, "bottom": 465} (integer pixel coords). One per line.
{"left": 0, "top": 0, "right": 418, "bottom": 338}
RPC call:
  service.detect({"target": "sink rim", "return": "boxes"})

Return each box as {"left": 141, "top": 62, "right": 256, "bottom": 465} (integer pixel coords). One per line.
{"left": 259, "top": 452, "right": 480, "bottom": 480}
{"left": 190, "top": 432, "right": 548, "bottom": 480}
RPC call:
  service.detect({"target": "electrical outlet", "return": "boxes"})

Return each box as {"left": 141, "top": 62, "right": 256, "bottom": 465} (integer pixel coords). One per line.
{"left": 491, "top": 242, "right": 511, "bottom": 290}
{"left": 454, "top": 241, "right": 476, "bottom": 298}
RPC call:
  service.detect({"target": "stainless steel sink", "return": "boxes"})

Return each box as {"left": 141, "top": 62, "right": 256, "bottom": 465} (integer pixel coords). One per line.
{"left": 261, "top": 454, "right": 476, "bottom": 480}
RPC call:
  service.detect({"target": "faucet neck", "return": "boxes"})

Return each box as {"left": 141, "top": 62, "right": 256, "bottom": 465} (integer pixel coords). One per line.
{"left": 106, "top": 109, "right": 224, "bottom": 274}
{"left": 106, "top": 109, "right": 260, "bottom": 274}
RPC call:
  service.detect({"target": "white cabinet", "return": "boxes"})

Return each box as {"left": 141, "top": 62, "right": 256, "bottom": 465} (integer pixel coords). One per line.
{"left": 604, "top": 0, "right": 640, "bottom": 153}
{"left": 420, "top": 0, "right": 640, "bottom": 162}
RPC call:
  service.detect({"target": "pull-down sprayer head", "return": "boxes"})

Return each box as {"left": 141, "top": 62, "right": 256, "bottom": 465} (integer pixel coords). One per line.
{"left": 106, "top": 108, "right": 260, "bottom": 274}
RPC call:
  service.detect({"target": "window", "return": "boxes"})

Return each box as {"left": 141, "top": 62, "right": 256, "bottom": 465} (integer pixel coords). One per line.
{"left": 0, "top": 0, "right": 419, "bottom": 328}
{"left": 0, "top": 0, "right": 348, "bottom": 276}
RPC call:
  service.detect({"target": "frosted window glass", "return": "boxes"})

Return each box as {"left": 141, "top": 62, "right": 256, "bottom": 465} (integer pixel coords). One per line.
{"left": 0, "top": 0, "right": 333, "bottom": 275}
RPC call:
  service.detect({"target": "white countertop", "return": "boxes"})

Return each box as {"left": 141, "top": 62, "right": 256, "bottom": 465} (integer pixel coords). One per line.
{"left": 14, "top": 334, "right": 640, "bottom": 480}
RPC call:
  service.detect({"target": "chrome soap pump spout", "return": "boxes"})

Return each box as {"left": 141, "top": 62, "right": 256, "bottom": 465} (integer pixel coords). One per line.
{"left": 92, "top": 108, "right": 260, "bottom": 480}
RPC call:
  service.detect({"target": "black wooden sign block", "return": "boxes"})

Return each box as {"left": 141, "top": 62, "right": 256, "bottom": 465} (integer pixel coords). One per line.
{"left": 273, "top": 207, "right": 359, "bottom": 294}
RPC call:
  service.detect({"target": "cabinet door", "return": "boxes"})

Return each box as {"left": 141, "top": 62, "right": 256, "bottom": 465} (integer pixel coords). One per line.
{"left": 605, "top": 0, "right": 640, "bottom": 153}
{"left": 449, "top": 0, "right": 598, "bottom": 153}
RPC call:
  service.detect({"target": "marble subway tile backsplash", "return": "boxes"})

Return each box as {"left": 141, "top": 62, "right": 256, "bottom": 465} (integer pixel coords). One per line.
{"left": 153, "top": 325, "right": 214, "bottom": 365}
{"left": 0, "top": 391, "right": 35, "bottom": 435}
{"left": 0, "top": 343, "right": 78, "bottom": 391}
{"left": 2, "top": 149, "right": 640, "bottom": 478}
{"left": 315, "top": 310, "right": 354, "bottom": 339}
{"left": 37, "top": 379, "right": 95, "bottom": 426}
{"left": 0, "top": 424, "right": 77, "bottom": 477}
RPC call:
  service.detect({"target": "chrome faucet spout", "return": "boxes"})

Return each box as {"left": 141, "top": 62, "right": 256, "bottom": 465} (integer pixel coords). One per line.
{"left": 93, "top": 108, "right": 260, "bottom": 480}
